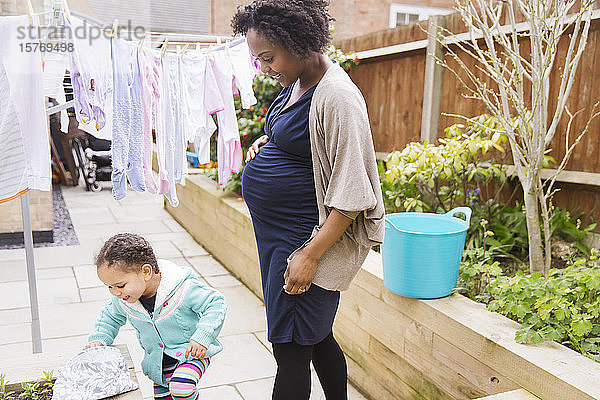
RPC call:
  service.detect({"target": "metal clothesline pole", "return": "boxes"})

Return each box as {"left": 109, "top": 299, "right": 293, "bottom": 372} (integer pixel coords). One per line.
{"left": 20, "top": 192, "right": 43, "bottom": 354}
{"left": 18, "top": 0, "right": 43, "bottom": 354}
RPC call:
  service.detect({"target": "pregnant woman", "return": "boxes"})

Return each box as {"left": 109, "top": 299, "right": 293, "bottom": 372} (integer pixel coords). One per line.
{"left": 233, "top": 1, "right": 385, "bottom": 399}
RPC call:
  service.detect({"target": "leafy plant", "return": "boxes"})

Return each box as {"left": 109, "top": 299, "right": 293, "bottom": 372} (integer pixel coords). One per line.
{"left": 383, "top": 114, "right": 508, "bottom": 214}
{"left": 0, "top": 374, "right": 15, "bottom": 400}
{"left": 20, "top": 381, "right": 40, "bottom": 400}
{"left": 0, "top": 370, "right": 54, "bottom": 400}
{"left": 463, "top": 249, "right": 600, "bottom": 362}
{"left": 552, "top": 209, "right": 597, "bottom": 255}
{"left": 457, "top": 246, "right": 503, "bottom": 302}
{"left": 39, "top": 371, "right": 53, "bottom": 390}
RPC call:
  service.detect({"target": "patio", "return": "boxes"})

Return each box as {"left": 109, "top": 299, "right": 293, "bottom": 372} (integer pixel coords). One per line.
{"left": 0, "top": 183, "right": 366, "bottom": 400}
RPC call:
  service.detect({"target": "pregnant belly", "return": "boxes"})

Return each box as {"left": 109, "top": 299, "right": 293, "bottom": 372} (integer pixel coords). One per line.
{"left": 242, "top": 144, "right": 317, "bottom": 219}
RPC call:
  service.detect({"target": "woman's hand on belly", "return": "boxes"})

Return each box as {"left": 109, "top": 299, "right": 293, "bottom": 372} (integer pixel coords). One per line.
{"left": 283, "top": 248, "right": 318, "bottom": 295}
{"left": 246, "top": 134, "right": 269, "bottom": 162}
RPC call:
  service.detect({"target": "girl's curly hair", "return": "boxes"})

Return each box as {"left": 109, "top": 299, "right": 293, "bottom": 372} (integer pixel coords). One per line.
{"left": 231, "top": 0, "right": 334, "bottom": 58}
{"left": 95, "top": 233, "right": 159, "bottom": 273}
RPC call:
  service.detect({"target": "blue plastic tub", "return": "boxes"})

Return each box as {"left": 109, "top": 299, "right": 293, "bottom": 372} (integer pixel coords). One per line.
{"left": 381, "top": 207, "right": 471, "bottom": 299}
{"left": 186, "top": 151, "right": 199, "bottom": 168}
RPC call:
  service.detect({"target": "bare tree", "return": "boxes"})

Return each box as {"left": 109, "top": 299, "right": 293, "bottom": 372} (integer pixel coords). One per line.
{"left": 436, "top": 0, "right": 598, "bottom": 274}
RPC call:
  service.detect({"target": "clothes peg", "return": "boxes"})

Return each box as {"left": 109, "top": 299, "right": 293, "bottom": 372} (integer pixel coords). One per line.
{"left": 60, "top": 0, "right": 72, "bottom": 22}
{"left": 162, "top": 39, "right": 169, "bottom": 56}
{"left": 217, "top": 37, "right": 222, "bottom": 45}
{"left": 196, "top": 43, "right": 200, "bottom": 52}
{"left": 138, "top": 32, "right": 146, "bottom": 49}
{"left": 112, "top": 19, "right": 119, "bottom": 38}
{"left": 25, "top": 0, "right": 34, "bottom": 26}
{"left": 182, "top": 44, "right": 190, "bottom": 54}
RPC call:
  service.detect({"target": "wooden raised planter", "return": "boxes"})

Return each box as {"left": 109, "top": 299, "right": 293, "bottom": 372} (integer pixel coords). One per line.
{"left": 166, "top": 174, "right": 600, "bottom": 400}
{"left": 0, "top": 344, "right": 142, "bottom": 400}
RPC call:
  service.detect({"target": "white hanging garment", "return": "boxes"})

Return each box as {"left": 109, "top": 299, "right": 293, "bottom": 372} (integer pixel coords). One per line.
{"left": 43, "top": 51, "right": 68, "bottom": 98}
{"left": 180, "top": 51, "right": 224, "bottom": 165}
{"left": 0, "top": 60, "right": 28, "bottom": 202}
{"left": 0, "top": 15, "right": 51, "bottom": 192}
{"left": 67, "top": 16, "right": 113, "bottom": 140}
{"left": 43, "top": 51, "right": 70, "bottom": 133}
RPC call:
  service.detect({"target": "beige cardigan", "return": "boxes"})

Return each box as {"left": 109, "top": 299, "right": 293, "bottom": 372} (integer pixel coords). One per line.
{"left": 286, "top": 62, "right": 385, "bottom": 291}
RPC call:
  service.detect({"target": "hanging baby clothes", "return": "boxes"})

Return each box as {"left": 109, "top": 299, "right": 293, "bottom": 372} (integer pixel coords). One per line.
{"left": 180, "top": 51, "right": 224, "bottom": 165}
{"left": 0, "top": 60, "right": 28, "bottom": 202}
{"left": 111, "top": 37, "right": 146, "bottom": 200}
{"left": 41, "top": 46, "right": 69, "bottom": 133}
{"left": 159, "top": 53, "right": 187, "bottom": 206}
{"left": 43, "top": 51, "right": 67, "bottom": 99}
{"left": 138, "top": 46, "right": 162, "bottom": 194}
{"left": 68, "top": 16, "right": 113, "bottom": 137}
{"left": 228, "top": 40, "right": 259, "bottom": 110}
{"left": 210, "top": 40, "right": 257, "bottom": 185}
{"left": 0, "top": 15, "right": 51, "bottom": 194}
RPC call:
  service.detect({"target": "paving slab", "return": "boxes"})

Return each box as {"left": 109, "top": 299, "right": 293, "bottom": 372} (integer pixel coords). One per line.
{"left": 0, "top": 322, "right": 30, "bottom": 345}
{"left": 187, "top": 255, "right": 230, "bottom": 277}
{"left": 197, "top": 385, "right": 244, "bottom": 400}
{"left": 109, "top": 204, "right": 172, "bottom": 224}
{"left": 201, "top": 333, "right": 277, "bottom": 388}
{"left": 0, "top": 307, "right": 30, "bottom": 325}
{"left": 146, "top": 239, "right": 183, "bottom": 258}
{"left": 73, "top": 264, "right": 103, "bottom": 288}
{"left": 163, "top": 218, "right": 186, "bottom": 232}
{"left": 205, "top": 273, "right": 244, "bottom": 288}
{"left": 80, "top": 286, "right": 111, "bottom": 302}
{"left": 219, "top": 286, "right": 267, "bottom": 337}
{"left": 0, "top": 277, "right": 80, "bottom": 309}
{"left": 70, "top": 206, "right": 117, "bottom": 226}
{"left": 0, "top": 262, "right": 72, "bottom": 283}
{"left": 39, "top": 301, "right": 109, "bottom": 339}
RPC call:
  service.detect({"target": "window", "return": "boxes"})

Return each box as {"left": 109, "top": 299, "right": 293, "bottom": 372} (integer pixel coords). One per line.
{"left": 389, "top": 4, "right": 453, "bottom": 27}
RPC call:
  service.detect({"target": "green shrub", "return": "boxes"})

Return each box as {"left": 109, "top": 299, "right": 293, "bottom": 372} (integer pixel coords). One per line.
{"left": 483, "top": 249, "right": 600, "bottom": 362}
{"left": 382, "top": 114, "right": 508, "bottom": 214}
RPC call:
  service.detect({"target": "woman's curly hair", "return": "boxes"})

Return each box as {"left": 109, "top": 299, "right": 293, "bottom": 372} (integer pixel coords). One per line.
{"left": 95, "top": 233, "right": 159, "bottom": 273}
{"left": 231, "top": 0, "right": 334, "bottom": 58}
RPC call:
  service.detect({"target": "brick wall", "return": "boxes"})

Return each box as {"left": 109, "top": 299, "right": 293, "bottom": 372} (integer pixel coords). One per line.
{"left": 210, "top": 0, "right": 252, "bottom": 37}
{"left": 0, "top": 0, "right": 18, "bottom": 15}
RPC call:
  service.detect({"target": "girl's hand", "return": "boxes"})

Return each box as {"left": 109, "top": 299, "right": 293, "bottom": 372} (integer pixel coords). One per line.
{"left": 283, "top": 248, "right": 317, "bottom": 295}
{"left": 185, "top": 340, "right": 207, "bottom": 360}
{"left": 245, "top": 135, "right": 269, "bottom": 162}
{"left": 83, "top": 341, "right": 104, "bottom": 350}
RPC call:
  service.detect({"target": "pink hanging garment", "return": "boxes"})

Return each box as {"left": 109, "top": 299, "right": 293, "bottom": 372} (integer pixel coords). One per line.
{"left": 138, "top": 46, "right": 163, "bottom": 194}
{"left": 210, "top": 40, "right": 257, "bottom": 185}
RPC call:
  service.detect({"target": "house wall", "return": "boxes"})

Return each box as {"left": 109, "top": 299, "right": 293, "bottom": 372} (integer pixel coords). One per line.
{"left": 208, "top": 0, "right": 455, "bottom": 40}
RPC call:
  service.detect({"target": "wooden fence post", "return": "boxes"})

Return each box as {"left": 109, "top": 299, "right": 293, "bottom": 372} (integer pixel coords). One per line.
{"left": 421, "top": 15, "right": 444, "bottom": 143}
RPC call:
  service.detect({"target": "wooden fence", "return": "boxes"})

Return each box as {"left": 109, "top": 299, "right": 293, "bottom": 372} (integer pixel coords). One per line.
{"left": 334, "top": 10, "right": 600, "bottom": 225}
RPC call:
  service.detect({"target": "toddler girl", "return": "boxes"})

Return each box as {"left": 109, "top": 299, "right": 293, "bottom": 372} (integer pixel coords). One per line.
{"left": 85, "top": 233, "right": 227, "bottom": 400}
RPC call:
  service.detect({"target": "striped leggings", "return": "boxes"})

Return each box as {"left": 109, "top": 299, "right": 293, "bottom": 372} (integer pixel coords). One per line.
{"left": 153, "top": 358, "right": 210, "bottom": 400}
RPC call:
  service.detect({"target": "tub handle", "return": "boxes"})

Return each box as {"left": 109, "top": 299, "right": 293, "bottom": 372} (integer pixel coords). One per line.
{"left": 384, "top": 215, "right": 402, "bottom": 232}
{"left": 445, "top": 207, "right": 472, "bottom": 225}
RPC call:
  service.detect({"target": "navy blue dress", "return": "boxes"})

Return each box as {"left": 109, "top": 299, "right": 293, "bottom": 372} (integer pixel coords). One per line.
{"left": 242, "top": 83, "right": 340, "bottom": 345}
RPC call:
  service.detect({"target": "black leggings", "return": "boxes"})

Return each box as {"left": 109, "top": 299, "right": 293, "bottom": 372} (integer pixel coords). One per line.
{"left": 271, "top": 332, "right": 348, "bottom": 400}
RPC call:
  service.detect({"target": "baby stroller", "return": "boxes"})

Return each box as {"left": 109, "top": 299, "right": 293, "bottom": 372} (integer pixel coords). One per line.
{"left": 71, "top": 133, "right": 112, "bottom": 192}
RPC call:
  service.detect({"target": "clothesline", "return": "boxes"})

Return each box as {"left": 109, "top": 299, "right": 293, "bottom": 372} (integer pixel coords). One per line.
{"left": 26, "top": 4, "right": 238, "bottom": 55}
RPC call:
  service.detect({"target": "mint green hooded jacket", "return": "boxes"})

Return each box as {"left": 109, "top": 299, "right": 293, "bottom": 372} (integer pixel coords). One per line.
{"left": 88, "top": 260, "right": 227, "bottom": 386}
